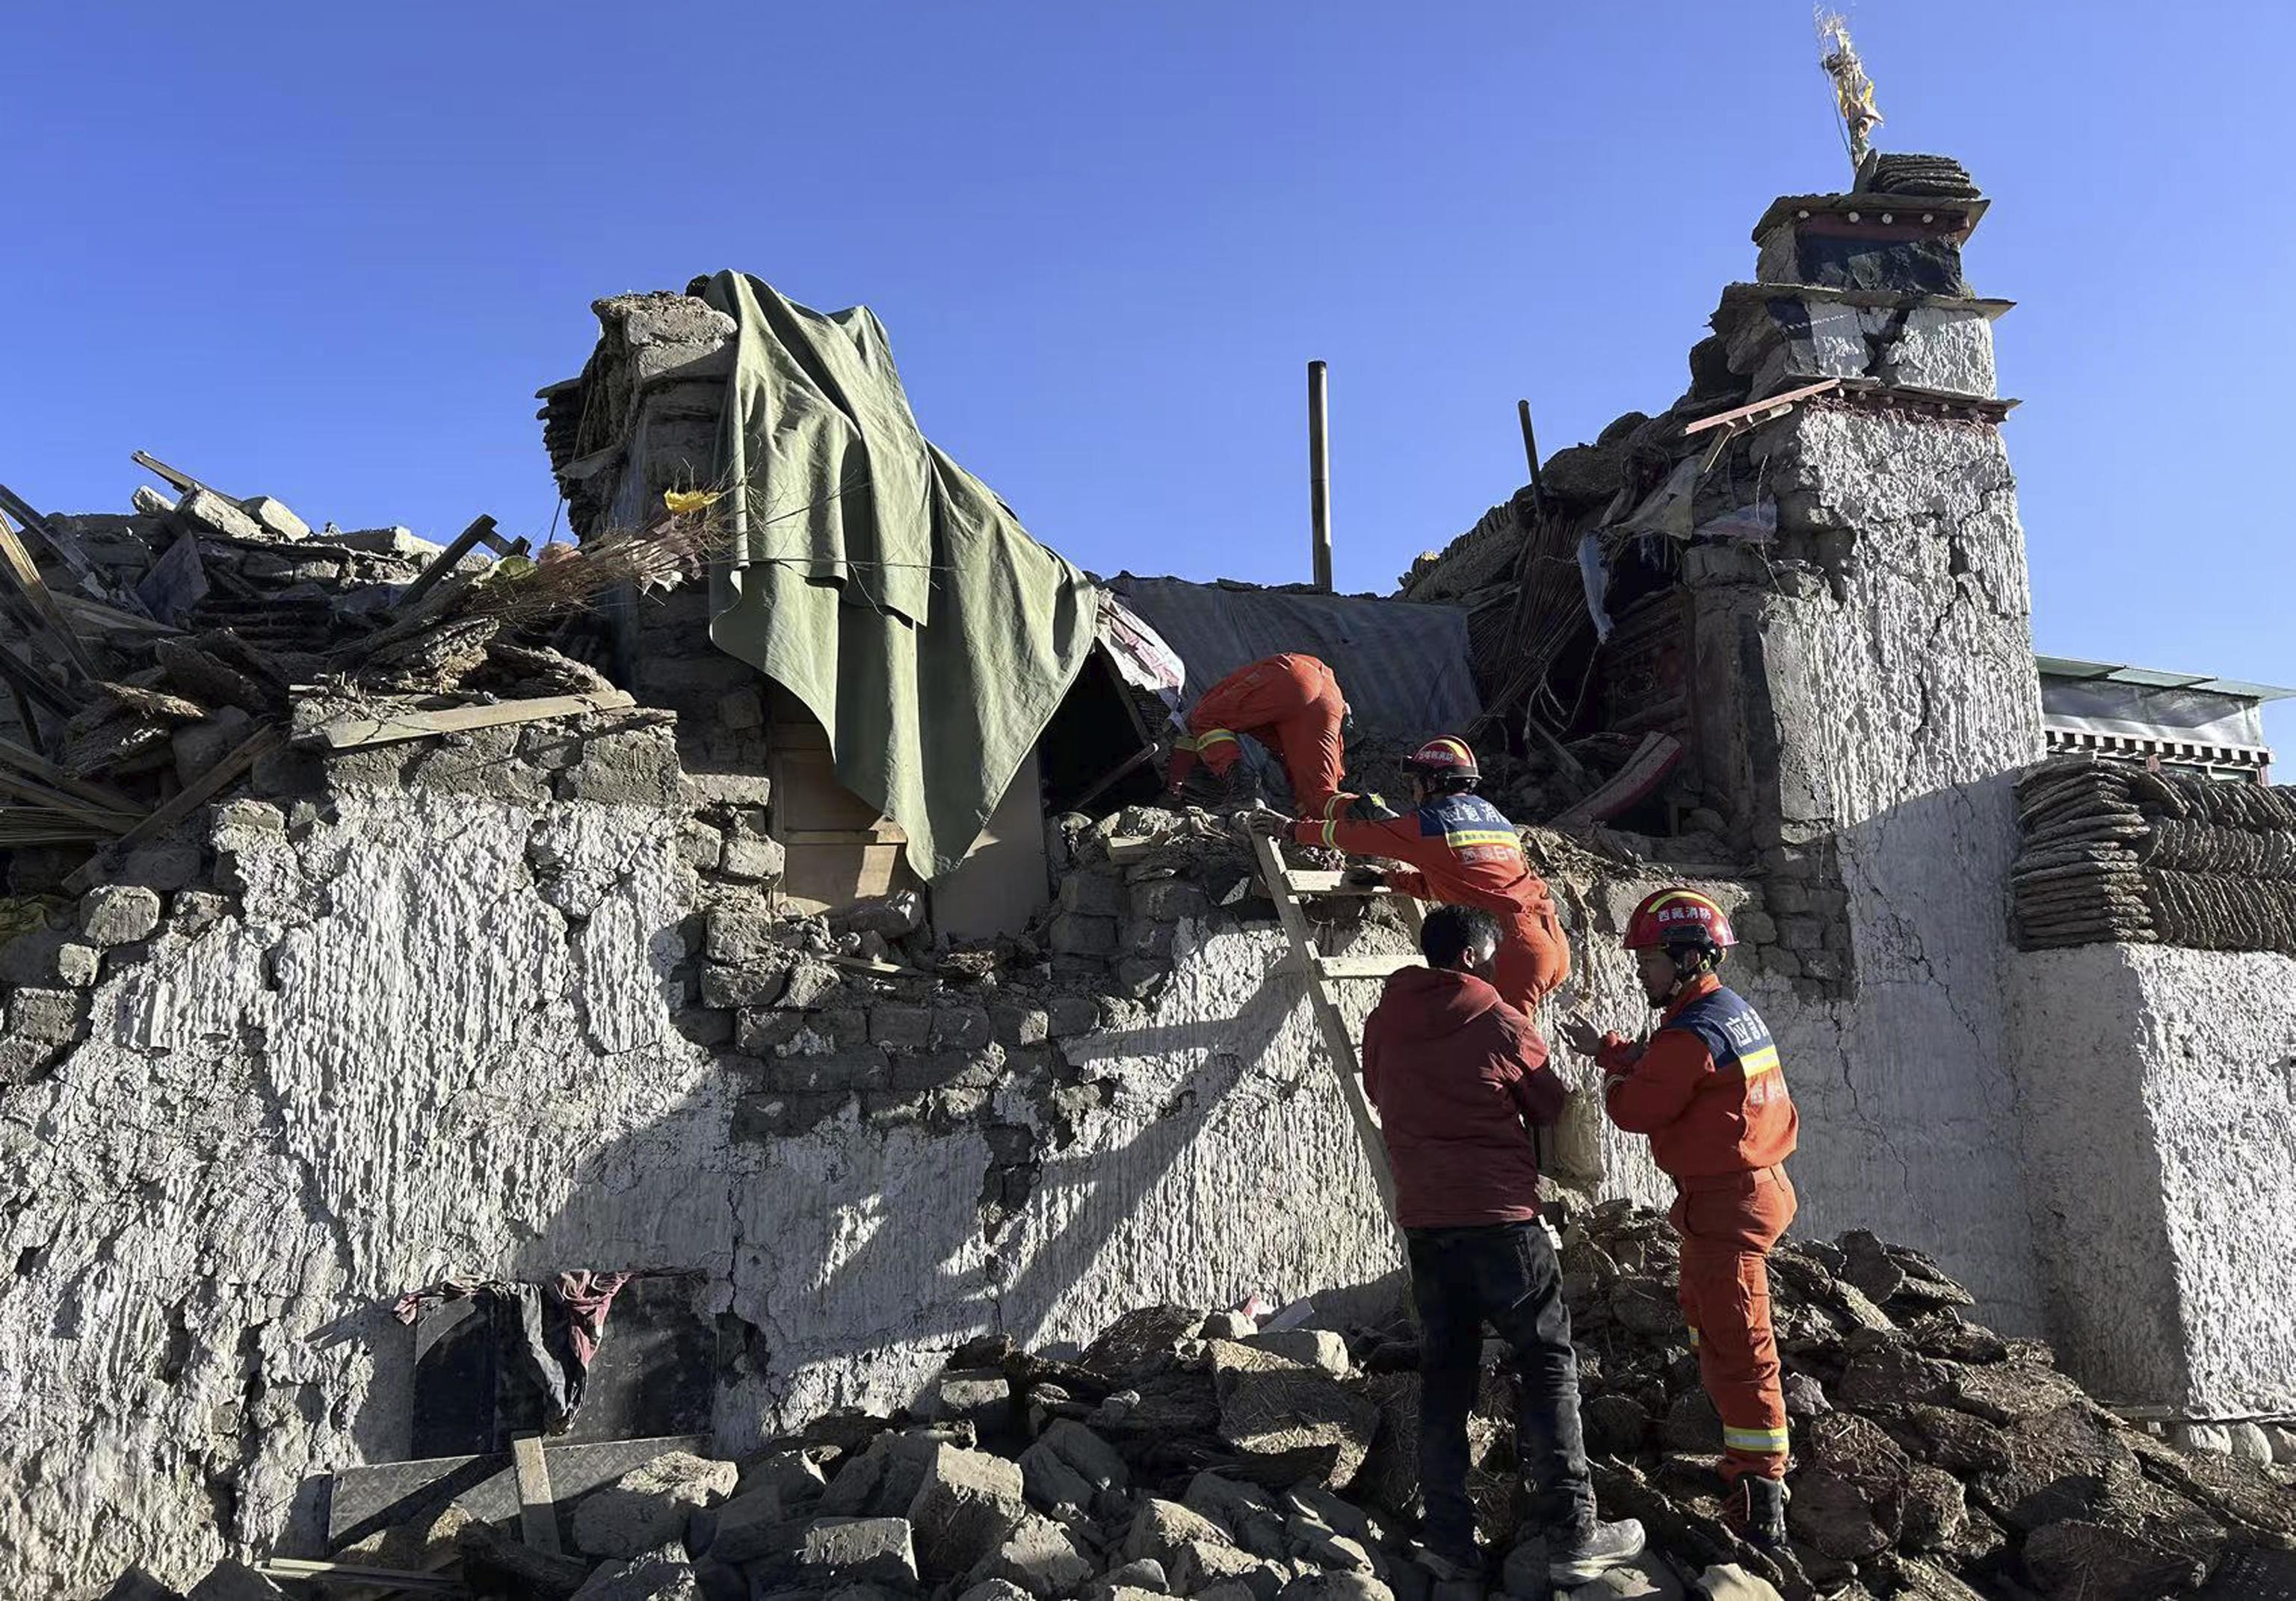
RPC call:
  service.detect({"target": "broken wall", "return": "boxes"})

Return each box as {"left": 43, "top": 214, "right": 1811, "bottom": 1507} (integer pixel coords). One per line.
{"left": 0, "top": 751, "right": 1405, "bottom": 1597}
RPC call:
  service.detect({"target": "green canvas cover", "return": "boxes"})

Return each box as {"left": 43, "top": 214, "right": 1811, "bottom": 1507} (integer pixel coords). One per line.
{"left": 697, "top": 272, "right": 1101, "bottom": 880}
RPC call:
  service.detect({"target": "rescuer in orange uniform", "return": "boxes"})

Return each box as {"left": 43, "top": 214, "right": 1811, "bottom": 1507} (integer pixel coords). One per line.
{"left": 1166, "top": 653, "right": 1351, "bottom": 817}
{"left": 1277, "top": 735, "right": 1571, "bottom": 1012}
{"left": 1560, "top": 887, "right": 1799, "bottom": 1549}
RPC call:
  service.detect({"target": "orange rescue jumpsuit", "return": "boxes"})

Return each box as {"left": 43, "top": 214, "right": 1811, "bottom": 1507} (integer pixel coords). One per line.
{"left": 1599, "top": 972, "right": 1800, "bottom": 1482}
{"left": 1167, "top": 654, "right": 1348, "bottom": 816}
{"left": 1289, "top": 789, "right": 1570, "bottom": 1011}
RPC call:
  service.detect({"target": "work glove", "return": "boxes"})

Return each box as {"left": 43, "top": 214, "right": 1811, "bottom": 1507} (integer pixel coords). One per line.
{"left": 1343, "top": 866, "right": 1386, "bottom": 889}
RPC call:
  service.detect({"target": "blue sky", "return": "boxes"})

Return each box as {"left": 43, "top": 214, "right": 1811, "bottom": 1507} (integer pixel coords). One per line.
{"left": 6, "top": 3, "right": 2291, "bottom": 746}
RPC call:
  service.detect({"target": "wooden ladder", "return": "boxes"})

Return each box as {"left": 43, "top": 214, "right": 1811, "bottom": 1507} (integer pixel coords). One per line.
{"left": 1250, "top": 832, "right": 1426, "bottom": 1218}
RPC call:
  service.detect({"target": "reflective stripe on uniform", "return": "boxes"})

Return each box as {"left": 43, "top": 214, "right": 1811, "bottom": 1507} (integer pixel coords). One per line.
{"left": 1194, "top": 728, "right": 1239, "bottom": 751}
{"left": 1723, "top": 1424, "right": 1790, "bottom": 1454}
{"left": 1685, "top": 1324, "right": 1700, "bottom": 1348}
{"left": 1315, "top": 819, "right": 1339, "bottom": 846}
{"left": 1739, "top": 1044, "right": 1782, "bottom": 1079}
{"left": 1442, "top": 829, "right": 1520, "bottom": 850}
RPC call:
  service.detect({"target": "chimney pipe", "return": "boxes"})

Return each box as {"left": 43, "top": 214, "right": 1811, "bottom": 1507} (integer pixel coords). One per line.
{"left": 1308, "top": 360, "right": 1332, "bottom": 591}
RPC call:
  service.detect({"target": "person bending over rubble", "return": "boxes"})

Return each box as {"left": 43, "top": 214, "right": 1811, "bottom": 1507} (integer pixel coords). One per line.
{"left": 1363, "top": 903, "right": 1645, "bottom": 1588}
{"left": 1166, "top": 653, "right": 1352, "bottom": 815}
{"left": 1261, "top": 735, "right": 1571, "bottom": 1012}
{"left": 1560, "top": 888, "right": 1799, "bottom": 1550}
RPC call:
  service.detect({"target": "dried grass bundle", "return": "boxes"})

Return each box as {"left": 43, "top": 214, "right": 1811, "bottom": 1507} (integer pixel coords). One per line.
{"left": 454, "top": 509, "right": 735, "bottom": 630}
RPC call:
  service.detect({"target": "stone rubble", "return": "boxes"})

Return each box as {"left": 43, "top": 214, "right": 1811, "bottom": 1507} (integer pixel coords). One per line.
{"left": 155, "top": 1203, "right": 2289, "bottom": 1601}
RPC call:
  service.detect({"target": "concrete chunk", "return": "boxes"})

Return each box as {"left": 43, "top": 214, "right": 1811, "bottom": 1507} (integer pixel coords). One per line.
{"left": 1243, "top": 1330, "right": 1350, "bottom": 1376}
{"left": 1126, "top": 1498, "right": 1234, "bottom": 1568}
{"left": 906, "top": 1443, "right": 1028, "bottom": 1579}
{"left": 791, "top": 1516, "right": 919, "bottom": 1588}
{"left": 174, "top": 487, "right": 264, "bottom": 543}
{"left": 1171, "top": 1538, "right": 1280, "bottom": 1599}
{"left": 7, "top": 987, "right": 81, "bottom": 1043}
{"left": 570, "top": 1450, "right": 738, "bottom": 1558}
{"left": 820, "top": 1431, "right": 943, "bottom": 1519}
{"left": 1019, "top": 1419, "right": 1129, "bottom": 1514}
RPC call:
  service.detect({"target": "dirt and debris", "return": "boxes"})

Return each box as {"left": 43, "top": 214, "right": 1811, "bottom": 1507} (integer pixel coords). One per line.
{"left": 179, "top": 1205, "right": 2291, "bottom": 1601}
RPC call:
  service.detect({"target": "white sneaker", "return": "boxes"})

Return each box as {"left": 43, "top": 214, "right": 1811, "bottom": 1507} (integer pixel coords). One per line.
{"left": 1547, "top": 1517, "right": 1646, "bottom": 1585}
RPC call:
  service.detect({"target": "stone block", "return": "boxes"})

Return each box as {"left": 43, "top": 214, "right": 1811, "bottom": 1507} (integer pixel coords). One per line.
{"left": 1774, "top": 916, "right": 1821, "bottom": 950}
{"left": 1112, "top": 956, "right": 1170, "bottom": 998}
{"left": 1212, "top": 1351, "right": 1379, "bottom": 1490}
{"left": 736, "top": 1010, "right": 808, "bottom": 1055}
{"left": 170, "top": 892, "right": 233, "bottom": 935}
{"left": 701, "top": 962, "right": 787, "bottom": 1010}
{"left": 79, "top": 884, "right": 162, "bottom": 946}
{"left": 964, "top": 1511, "right": 1093, "bottom": 1599}
{"left": 932, "top": 1002, "right": 994, "bottom": 1050}
{"left": 870, "top": 1003, "right": 933, "bottom": 1050}
{"left": 719, "top": 836, "right": 786, "bottom": 885}
{"left": 1172, "top": 1539, "right": 1279, "bottom": 1599}
{"left": 678, "top": 822, "right": 725, "bottom": 873}
{"left": 703, "top": 909, "right": 777, "bottom": 966}
{"left": 1048, "top": 994, "right": 1099, "bottom": 1037}
{"left": 912, "top": 1369, "right": 1011, "bottom": 1432}
{"left": 7, "top": 987, "right": 83, "bottom": 1043}
{"left": 688, "top": 1482, "right": 800, "bottom": 1564}
{"left": 821, "top": 1431, "right": 943, "bottom": 1519}
{"left": 1018, "top": 1419, "right": 1129, "bottom": 1514}
{"left": 991, "top": 1005, "right": 1049, "bottom": 1046}
{"left": 1084, "top": 1560, "right": 1170, "bottom": 1601}
{"left": 1273, "top": 1575, "right": 1392, "bottom": 1601}
{"left": 54, "top": 943, "right": 101, "bottom": 989}
{"left": 1126, "top": 1497, "right": 1233, "bottom": 1567}
{"left": 240, "top": 496, "right": 311, "bottom": 541}
{"left": 715, "top": 685, "right": 767, "bottom": 730}
{"left": 790, "top": 1516, "right": 919, "bottom": 1588}
{"left": 1059, "top": 870, "right": 1124, "bottom": 917}
{"left": 1131, "top": 879, "right": 1209, "bottom": 921}
{"left": 961, "top": 1582, "right": 1037, "bottom": 1601}
{"left": 0, "top": 1034, "right": 64, "bottom": 1085}
{"left": 568, "top": 1545, "right": 701, "bottom": 1599}
{"left": 1123, "top": 920, "right": 1177, "bottom": 960}
{"left": 175, "top": 487, "right": 263, "bottom": 542}
{"left": 891, "top": 1046, "right": 1004, "bottom": 1093}
{"left": 764, "top": 1047, "right": 890, "bottom": 1095}
{"left": 1800, "top": 951, "right": 1845, "bottom": 983}
{"left": 570, "top": 1450, "right": 738, "bottom": 1558}
{"left": 117, "top": 844, "right": 203, "bottom": 894}
{"left": 558, "top": 721, "right": 685, "bottom": 808}
{"left": 173, "top": 708, "right": 253, "bottom": 787}
{"left": 905, "top": 1443, "right": 1028, "bottom": 1579}
{"left": 1242, "top": 1330, "right": 1349, "bottom": 1376}
{"left": 777, "top": 960, "right": 845, "bottom": 1011}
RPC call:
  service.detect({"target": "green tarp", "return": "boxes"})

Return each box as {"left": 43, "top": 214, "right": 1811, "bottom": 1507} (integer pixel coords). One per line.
{"left": 697, "top": 272, "right": 1100, "bottom": 880}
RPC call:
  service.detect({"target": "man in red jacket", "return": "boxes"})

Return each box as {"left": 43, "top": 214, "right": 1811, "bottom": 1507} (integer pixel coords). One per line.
{"left": 1166, "top": 653, "right": 1351, "bottom": 815}
{"left": 1364, "top": 904, "right": 1644, "bottom": 1588}
{"left": 1286, "top": 735, "right": 1570, "bottom": 1012}
{"left": 1561, "top": 887, "right": 1800, "bottom": 1549}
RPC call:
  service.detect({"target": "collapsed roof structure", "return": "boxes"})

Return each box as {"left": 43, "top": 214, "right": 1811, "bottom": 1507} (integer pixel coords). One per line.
{"left": 0, "top": 144, "right": 2292, "bottom": 1601}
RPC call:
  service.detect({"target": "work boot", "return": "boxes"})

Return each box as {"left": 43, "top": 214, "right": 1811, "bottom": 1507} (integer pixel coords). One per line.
{"left": 1724, "top": 1475, "right": 1791, "bottom": 1550}
{"left": 1547, "top": 1517, "right": 1647, "bottom": 1585}
{"left": 1176, "top": 767, "right": 1233, "bottom": 807}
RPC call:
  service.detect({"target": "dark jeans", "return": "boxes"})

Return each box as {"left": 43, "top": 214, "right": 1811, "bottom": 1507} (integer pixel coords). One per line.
{"left": 1407, "top": 1220, "right": 1594, "bottom": 1559}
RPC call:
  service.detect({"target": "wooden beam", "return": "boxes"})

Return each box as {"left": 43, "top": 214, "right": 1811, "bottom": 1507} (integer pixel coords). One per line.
{"left": 0, "top": 516, "right": 94, "bottom": 676}
{"left": 0, "top": 735, "right": 144, "bottom": 812}
{"left": 394, "top": 515, "right": 500, "bottom": 614}
{"left": 129, "top": 450, "right": 220, "bottom": 499}
{"left": 511, "top": 1432, "right": 561, "bottom": 1553}
{"left": 255, "top": 1556, "right": 460, "bottom": 1592}
{"left": 1679, "top": 377, "right": 1844, "bottom": 437}
{"left": 0, "top": 481, "right": 109, "bottom": 593}
{"left": 0, "top": 638, "right": 75, "bottom": 715}
{"left": 1549, "top": 732, "right": 1683, "bottom": 832}
{"left": 64, "top": 726, "right": 281, "bottom": 894}
{"left": 0, "top": 769, "right": 138, "bottom": 831}
{"left": 1311, "top": 951, "right": 1420, "bottom": 981}
{"left": 306, "top": 690, "right": 635, "bottom": 751}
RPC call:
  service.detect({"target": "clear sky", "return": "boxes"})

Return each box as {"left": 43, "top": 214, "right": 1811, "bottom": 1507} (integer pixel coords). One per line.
{"left": 7, "top": 3, "right": 2290, "bottom": 746}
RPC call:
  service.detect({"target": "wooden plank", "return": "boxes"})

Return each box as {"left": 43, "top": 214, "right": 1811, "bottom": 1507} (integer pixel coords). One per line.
{"left": 1312, "top": 952, "right": 1421, "bottom": 981}
{"left": 56, "top": 591, "right": 180, "bottom": 637}
{"left": 255, "top": 1557, "right": 460, "bottom": 1591}
{"left": 1549, "top": 732, "right": 1684, "bottom": 831}
{"left": 0, "top": 481, "right": 109, "bottom": 593}
{"left": 129, "top": 450, "right": 218, "bottom": 498}
{"left": 511, "top": 1432, "right": 561, "bottom": 1553}
{"left": 309, "top": 691, "right": 635, "bottom": 750}
{"left": 64, "top": 726, "right": 281, "bottom": 895}
{"left": 1679, "top": 377, "right": 1843, "bottom": 437}
{"left": 1105, "top": 836, "right": 1161, "bottom": 864}
{"left": 1282, "top": 869, "right": 1399, "bottom": 898}
{"left": 395, "top": 515, "right": 499, "bottom": 614}
{"left": 1250, "top": 832, "right": 1399, "bottom": 1220}
{"left": 0, "top": 768, "right": 138, "bottom": 832}
{"left": 0, "top": 638, "right": 75, "bottom": 715}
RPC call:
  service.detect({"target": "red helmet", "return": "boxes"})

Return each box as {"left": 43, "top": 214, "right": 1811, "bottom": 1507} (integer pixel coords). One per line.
{"left": 1624, "top": 887, "right": 1738, "bottom": 951}
{"left": 1404, "top": 735, "right": 1480, "bottom": 786}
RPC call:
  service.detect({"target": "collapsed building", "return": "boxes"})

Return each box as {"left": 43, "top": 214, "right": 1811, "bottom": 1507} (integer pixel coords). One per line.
{"left": 0, "top": 152, "right": 2291, "bottom": 1601}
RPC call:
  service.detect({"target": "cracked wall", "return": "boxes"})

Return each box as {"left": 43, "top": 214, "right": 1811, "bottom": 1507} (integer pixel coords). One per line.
{"left": 2009, "top": 943, "right": 2296, "bottom": 1416}
{"left": 0, "top": 785, "right": 1400, "bottom": 1598}
{"left": 1683, "top": 404, "right": 2049, "bottom": 1327}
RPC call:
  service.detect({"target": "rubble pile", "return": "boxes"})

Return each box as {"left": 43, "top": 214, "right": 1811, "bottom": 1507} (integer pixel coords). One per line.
{"left": 202, "top": 1205, "right": 2291, "bottom": 1601}
{"left": 0, "top": 465, "right": 715, "bottom": 880}
{"left": 2010, "top": 757, "right": 2296, "bottom": 953}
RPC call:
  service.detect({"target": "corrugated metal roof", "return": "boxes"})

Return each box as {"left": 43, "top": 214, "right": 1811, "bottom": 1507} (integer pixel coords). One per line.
{"left": 1108, "top": 575, "right": 1481, "bottom": 740}
{"left": 2035, "top": 655, "right": 2296, "bottom": 703}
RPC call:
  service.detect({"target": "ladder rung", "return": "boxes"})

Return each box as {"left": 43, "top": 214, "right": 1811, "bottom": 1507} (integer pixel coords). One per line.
{"left": 1313, "top": 953, "right": 1421, "bottom": 980}
{"left": 1283, "top": 869, "right": 1392, "bottom": 897}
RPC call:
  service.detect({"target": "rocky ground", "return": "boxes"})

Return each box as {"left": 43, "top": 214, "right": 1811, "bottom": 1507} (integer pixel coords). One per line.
{"left": 166, "top": 1204, "right": 2292, "bottom": 1601}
